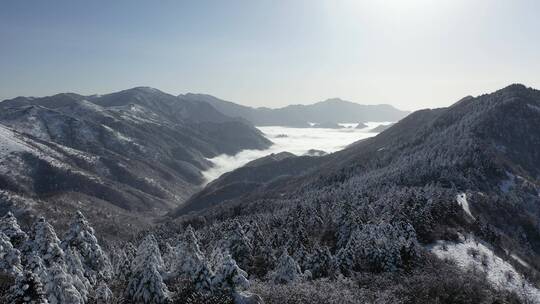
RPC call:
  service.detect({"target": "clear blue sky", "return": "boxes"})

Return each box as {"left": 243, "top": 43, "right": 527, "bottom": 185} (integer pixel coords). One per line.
{"left": 1, "top": 0, "right": 539, "bottom": 110}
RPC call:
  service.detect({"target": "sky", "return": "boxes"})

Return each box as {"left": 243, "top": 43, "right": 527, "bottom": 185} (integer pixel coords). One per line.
{"left": 1, "top": 0, "right": 539, "bottom": 111}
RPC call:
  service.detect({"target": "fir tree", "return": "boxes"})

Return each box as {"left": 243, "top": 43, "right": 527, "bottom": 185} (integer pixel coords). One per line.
{"left": 61, "top": 211, "right": 112, "bottom": 283}
{"left": 0, "top": 212, "right": 28, "bottom": 248}
{"left": 250, "top": 224, "right": 275, "bottom": 278}
{"left": 228, "top": 221, "right": 252, "bottom": 271}
{"left": 270, "top": 249, "right": 302, "bottom": 284}
{"left": 111, "top": 242, "right": 135, "bottom": 282}
{"left": 126, "top": 234, "right": 170, "bottom": 303}
{"left": 8, "top": 271, "right": 49, "bottom": 304}
{"left": 25, "top": 217, "right": 64, "bottom": 268}
{"left": 213, "top": 254, "right": 250, "bottom": 292}
{"left": 64, "top": 247, "right": 91, "bottom": 302}
{"left": 0, "top": 231, "right": 23, "bottom": 276}
{"left": 132, "top": 235, "right": 164, "bottom": 274}
{"left": 172, "top": 227, "right": 214, "bottom": 293}
{"left": 126, "top": 262, "right": 170, "bottom": 304}
{"left": 44, "top": 263, "right": 85, "bottom": 304}
{"left": 95, "top": 281, "right": 113, "bottom": 304}
{"left": 305, "top": 245, "right": 333, "bottom": 279}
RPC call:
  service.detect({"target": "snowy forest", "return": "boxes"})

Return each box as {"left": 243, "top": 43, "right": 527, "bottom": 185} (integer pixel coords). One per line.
{"left": 0, "top": 195, "right": 536, "bottom": 304}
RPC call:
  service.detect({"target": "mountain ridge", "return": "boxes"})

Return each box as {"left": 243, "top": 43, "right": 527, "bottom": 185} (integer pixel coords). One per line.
{"left": 0, "top": 87, "right": 272, "bottom": 239}
{"left": 178, "top": 93, "right": 410, "bottom": 127}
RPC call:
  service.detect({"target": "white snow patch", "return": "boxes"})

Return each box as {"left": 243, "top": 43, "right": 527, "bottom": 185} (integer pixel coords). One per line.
{"left": 0, "top": 124, "right": 34, "bottom": 155}
{"left": 101, "top": 125, "right": 133, "bottom": 143}
{"left": 510, "top": 254, "right": 531, "bottom": 269}
{"left": 431, "top": 238, "right": 540, "bottom": 302}
{"left": 456, "top": 193, "right": 475, "bottom": 220}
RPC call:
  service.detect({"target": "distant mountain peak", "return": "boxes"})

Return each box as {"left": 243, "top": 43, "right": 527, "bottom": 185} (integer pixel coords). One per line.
{"left": 499, "top": 83, "right": 528, "bottom": 92}
{"left": 322, "top": 97, "right": 346, "bottom": 102}
{"left": 119, "top": 86, "right": 167, "bottom": 96}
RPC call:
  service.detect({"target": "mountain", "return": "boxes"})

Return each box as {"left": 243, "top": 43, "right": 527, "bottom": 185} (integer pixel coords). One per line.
{"left": 369, "top": 123, "right": 394, "bottom": 132}
{"left": 178, "top": 93, "right": 410, "bottom": 127}
{"left": 0, "top": 87, "right": 271, "bottom": 238}
{"left": 166, "top": 84, "right": 540, "bottom": 301}
{"left": 4, "top": 84, "right": 540, "bottom": 303}
{"left": 172, "top": 152, "right": 325, "bottom": 215}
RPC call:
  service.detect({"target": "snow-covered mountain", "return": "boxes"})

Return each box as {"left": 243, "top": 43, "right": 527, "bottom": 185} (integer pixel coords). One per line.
{"left": 164, "top": 84, "right": 540, "bottom": 302}
{"left": 3, "top": 84, "right": 540, "bottom": 303}
{"left": 0, "top": 87, "right": 271, "bottom": 238}
{"left": 179, "top": 93, "right": 410, "bottom": 127}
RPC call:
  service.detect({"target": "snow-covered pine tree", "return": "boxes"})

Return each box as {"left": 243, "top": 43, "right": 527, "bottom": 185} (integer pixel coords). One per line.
{"left": 161, "top": 242, "right": 175, "bottom": 273}
{"left": 0, "top": 212, "right": 28, "bottom": 248}
{"left": 95, "top": 281, "right": 113, "bottom": 304}
{"left": 64, "top": 247, "right": 91, "bottom": 302}
{"left": 131, "top": 235, "right": 164, "bottom": 274}
{"left": 171, "top": 227, "right": 214, "bottom": 293}
{"left": 111, "top": 242, "right": 136, "bottom": 282}
{"left": 0, "top": 231, "right": 22, "bottom": 276}
{"left": 44, "top": 263, "right": 85, "bottom": 304}
{"left": 249, "top": 223, "right": 275, "bottom": 278}
{"left": 305, "top": 245, "right": 333, "bottom": 279}
{"left": 125, "top": 262, "right": 170, "bottom": 304}
{"left": 190, "top": 259, "right": 214, "bottom": 293}
{"left": 228, "top": 221, "right": 252, "bottom": 271}
{"left": 208, "top": 246, "right": 226, "bottom": 273}
{"left": 213, "top": 254, "right": 249, "bottom": 292}
{"left": 61, "top": 211, "right": 112, "bottom": 283}
{"left": 335, "top": 228, "right": 359, "bottom": 275}
{"left": 8, "top": 270, "right": 49, "bottom": 304}
{"left": 25, "top": 217, "right": 64, "bottom": 268}
{"left": 125, "top": 234, "right": 170, "bottom": 304}
{"left": 23, "top": 251, "right": 46, "bottom": 281}
{"left": 270, "top": 249, "right": 302, "bottom": 284}
{"left": 336, "top": 201, "right": 361, "bottom": 249}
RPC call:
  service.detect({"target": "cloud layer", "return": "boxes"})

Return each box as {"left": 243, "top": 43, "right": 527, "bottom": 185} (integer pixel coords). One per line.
{"left": 202, "top": 122, "right": 392, "bottom": 183}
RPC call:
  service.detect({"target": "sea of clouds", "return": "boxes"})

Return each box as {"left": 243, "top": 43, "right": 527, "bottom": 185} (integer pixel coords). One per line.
{"left": 201, "top": 122, "right": 393, "bottom": 183}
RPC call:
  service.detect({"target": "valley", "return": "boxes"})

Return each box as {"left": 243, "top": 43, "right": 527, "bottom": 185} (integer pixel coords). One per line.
{"left": 202, "top": 122, "right": 392, "bottom": 182}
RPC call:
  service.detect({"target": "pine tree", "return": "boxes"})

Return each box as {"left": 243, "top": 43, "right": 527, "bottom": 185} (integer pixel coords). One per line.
{"left": 25, "top": 217, "right": 64, "bottom": 268}
{"left": 305, "top": 245, "right": 333, "bottom": 279}
{"left": 111, "top": 242, "right": 135, "bottom": 282}
{"left": 95, "top": 281, "right": 113, "bottom": 304}
{"left": 61, "top": 211, "right": 112, "bottom": 283}
{"left": 0, "top": 212, "right": 28, "bottom": 248}
{"left": 190, "top": 259, "right": 214, "bottom": 293}
{"left": 213, "top": 254, "right": 249, "bottom": 292}
{"left": 172, "top": 228, "right": 214, "bottom": 293}
{"left": 44, "top": 263, "right": 85, "bottom": 304}
{"left": 228, "top": 221, "right": 252, "bottom": 271}
{"left": 64, "top": 247, "right": 91, "bottom": 302}
{"left": 249, "top": 224, "right": 275, "bottom": 278}
{"left": 23, "top": 251, "right": 46, "bottom": 280}
{"left": 172, "top": 226, "right": 203, "bottom": 275}
{"left": 126, "top": 262, "right": 170, "bottom": 304}
{"left": 8, "top": 271, "right": 49, "bottom": 304}
{"left": 126, "top": 234, "right": 170, "bottom": 304}
{"left": 161, "top": 242, "right": 175, "bottom": 273}
{"left": 270, "top": 249, "right": 302, "bottom": 284}
{"left": 0, "top": 231, "right": 22, "bottom": 276}
{"left": 336, "top": 202, "right": 361, "bottom": 249}
{"left": 132, "top": 235, "right": 164, "bottom": 274}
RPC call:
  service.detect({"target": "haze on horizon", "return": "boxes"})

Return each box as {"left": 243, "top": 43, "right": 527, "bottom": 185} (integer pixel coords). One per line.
{"left": 1, "top": 0, "right": 539, "bottom": 111}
